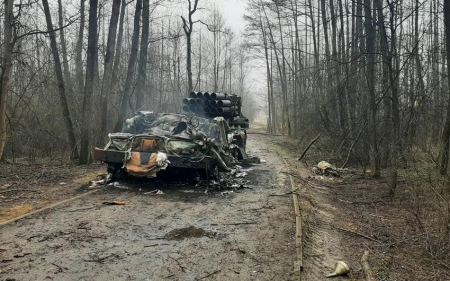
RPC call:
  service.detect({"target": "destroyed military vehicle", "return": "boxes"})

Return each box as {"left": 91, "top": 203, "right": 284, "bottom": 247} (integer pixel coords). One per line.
{"left": 93, "top": 92, "right": 249, "bottom": 179}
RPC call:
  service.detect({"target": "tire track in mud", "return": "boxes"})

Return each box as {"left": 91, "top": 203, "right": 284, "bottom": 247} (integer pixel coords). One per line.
{"left": 297, "top": 184, "right": 346, "bottom": 281}
{"left": 273, "top": 135, "right": 347, "bottom": 281}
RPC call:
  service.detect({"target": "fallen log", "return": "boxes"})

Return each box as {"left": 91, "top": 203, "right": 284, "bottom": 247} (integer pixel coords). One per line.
{"left": 360, "top": 250, "right": 374, "bottom": 281}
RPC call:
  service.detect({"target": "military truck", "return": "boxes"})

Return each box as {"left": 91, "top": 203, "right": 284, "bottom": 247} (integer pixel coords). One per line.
{"left": 93, "top": 92, "right": 249, "bottom": 178}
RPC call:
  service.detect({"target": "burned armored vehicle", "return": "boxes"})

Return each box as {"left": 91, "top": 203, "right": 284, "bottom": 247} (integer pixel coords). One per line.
{"left": 93, "top": 92, "right": 249, "bottom": 178}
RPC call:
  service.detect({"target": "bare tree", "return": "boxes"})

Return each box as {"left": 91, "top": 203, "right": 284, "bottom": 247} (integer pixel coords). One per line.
{"left": 364, "top": 0, "right": 380, "bottom": 177}
{"left": 439, "top": 0, "right": 450, "bottom": 175}
{"left": 79, "top": 0, "right": 99, "bottom": 164}
{"left": 99, "top": 0, "right": 121, "bottom": 139}
{"left": 0, "top": 0, "right": 14, "bottom": 160}
{"left": 181, "top": 0, "right": 199, "bottom": 92}
{"left": 135, "top": 0, "right": 150, "bottom": 108}
{"left": 75, "top": 0, "right": 86, "bottom": 97}
{"left": 114, "top": 0, "right": 143, "bottom": 132}
{"left": 57, "top": 0, "right": 72, "bottom": 92}
{"left": 42, "top": 0, "right": 78, "bottom": 159}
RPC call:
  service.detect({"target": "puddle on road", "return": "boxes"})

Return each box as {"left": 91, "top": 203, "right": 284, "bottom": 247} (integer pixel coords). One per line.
{"left": 165, "top": 226, "right": 214, "bottom": 240}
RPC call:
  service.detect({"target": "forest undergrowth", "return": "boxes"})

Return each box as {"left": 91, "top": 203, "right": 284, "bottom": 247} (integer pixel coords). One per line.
{"left": 270, "top": 133, "right": 450, "bottom": 281}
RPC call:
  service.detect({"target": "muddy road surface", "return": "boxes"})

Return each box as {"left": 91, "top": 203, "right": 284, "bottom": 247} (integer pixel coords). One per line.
{"left": 0, "top": 134, "right": 297, "bottom": 281}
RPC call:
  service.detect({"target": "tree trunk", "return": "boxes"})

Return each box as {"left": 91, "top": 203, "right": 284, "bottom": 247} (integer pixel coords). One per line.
{"left": 114, "top": 0, "right": 142, "bottom": 132}
{"left": 409, "top": 0, "right": 425, "bottom": 146}
{"left": 320, "top": 0, "right": 333, "bottom": 127}
{"left": 135, "top": 0, "right": 149, "bottom": 108}
{"left": 259, "top": 8, "right": 275, "bottom": 133}
{"left": 111, "top": 0, "right": 126, "bottom": 99}
{"left": 432, "top": 0, "right": 440, "bottom": 141}
{"left": 79, "top": 0, "right": 99, "bottom": 164}
{"left": 439, "top": 0, "right": 450, "bottom": 175}
{"left": 308, "top": 0, "right": 321, "bottom": 99}
{"left": 364, "top": 0, "right": 380, "bottom": 177}
{"left": 275, "top": 4, "right": 291, "bottom": 136}
{"left": 99, "top": 0, "right": 121, "bottom": 141}
{"left": 376, "top": 0, "right": 391, "bottom": 168}
{"left": 57, "top": 0, "right": 72, "bottom": 93}
{"left": 42, "top": 0, "right": 78, "bottom": 159}
{"left": 75, "top": 0, "right": 86, "bottom": 98}
{"left": 330, "top": 0, "right": 345, "bottom": 138}
{"left": 0, "top": 0, "right": 14, "bottom": 160}
{"left": 181, "top": 0, "right": 199, "bottom": 92}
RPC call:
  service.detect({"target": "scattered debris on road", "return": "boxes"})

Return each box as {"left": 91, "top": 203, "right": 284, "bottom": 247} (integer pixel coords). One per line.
{"left": 102, "top": 201, "right": 129, "bottom": 206}
{"left": 144, "top": 189, "right": 164, "bottom": 195}
{"left": 165, "top": 226, "right": 216, "bottom": 240}
{"left": 326, "top": 261, "right": 350, "bottom": 277}
{"left": 89, "top": 173, "right": 113, "bottom": 188}
{"left": 312, "top": 161, "right": 342, "bottom": 177}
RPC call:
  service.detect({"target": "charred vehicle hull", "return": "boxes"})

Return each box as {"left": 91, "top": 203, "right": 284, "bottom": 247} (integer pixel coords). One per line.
{"left": 94, "top": 92, "right": 250, "bottom": 178}
{"left": 93, "top": 111, "right": 239, "bottom": 178}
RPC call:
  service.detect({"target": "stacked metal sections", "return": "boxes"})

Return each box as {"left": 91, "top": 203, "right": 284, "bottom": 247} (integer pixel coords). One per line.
{"left": 182, "top": 92, "right": 238, "bottom": 117}
{"left": 182, "top": 91, "right": 249, "bottom": 129}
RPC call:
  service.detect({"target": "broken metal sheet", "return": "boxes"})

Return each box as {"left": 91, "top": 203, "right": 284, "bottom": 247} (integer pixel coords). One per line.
{"left": 122, "top": 111, "right": 223, "bottom": 145}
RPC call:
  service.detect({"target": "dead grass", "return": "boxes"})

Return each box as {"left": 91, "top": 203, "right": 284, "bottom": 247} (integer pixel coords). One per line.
{"left": 1, "top": 205, "right": 34, "bottom": 222}
{"left": 0, "top": 160, "right": 103, "bottom": 222}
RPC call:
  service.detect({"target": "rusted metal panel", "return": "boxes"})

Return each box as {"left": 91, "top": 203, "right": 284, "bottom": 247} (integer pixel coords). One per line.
{"left": 93, "top": 148, "right": 125, "bottom": 163}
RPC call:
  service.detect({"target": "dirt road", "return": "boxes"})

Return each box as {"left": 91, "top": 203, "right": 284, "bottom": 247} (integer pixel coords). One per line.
{"left": 0, "top": 134, "right": 298, "bottom": 281}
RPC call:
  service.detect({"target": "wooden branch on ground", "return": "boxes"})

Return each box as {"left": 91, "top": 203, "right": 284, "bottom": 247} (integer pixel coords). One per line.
{"left": 360, "top": 250, "right": 374, "bottom": 281}
{"left": 83, "top": 253, "right": 118, "bottom": 263}
{"left": 298, "top": 134, "right": 321, "bottom": 161}
{"left": 221, "top": 222, "right": 256, "bottom": 226}
{"left": 334, "top": 226, "right": 380, "bottom": 242}
{"left": 195, "top": 269, "right": 221, "bottom": 280}
{"left": 282, "top": 157, "right": 303, "bottom": 275}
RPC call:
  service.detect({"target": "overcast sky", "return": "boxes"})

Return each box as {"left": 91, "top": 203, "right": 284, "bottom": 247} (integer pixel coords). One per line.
{"left": 209, "top": 0, "right": 247, "bottom": 34}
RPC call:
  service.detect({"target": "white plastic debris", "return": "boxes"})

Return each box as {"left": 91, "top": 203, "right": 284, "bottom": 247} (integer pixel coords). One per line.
{"left": 317, "top": 161, "right": 336, "bottom": 170}
{"left": 221, "top": 191, "right": 234, "bottom": 196}
{"left": 156, "top": 152, "right": 171, "bottom": 169}
{"left": 235, "top": 172, "right": 248, "bottom": 178}
{"left": 144, "top": 189, "right": 164, "bottom": 195}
